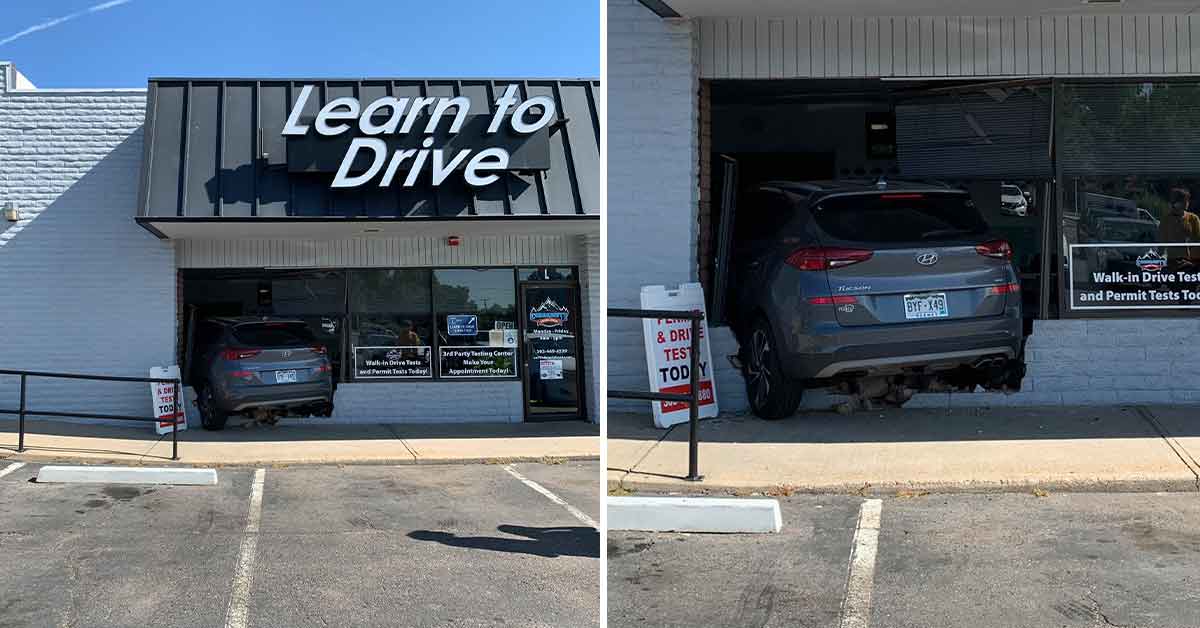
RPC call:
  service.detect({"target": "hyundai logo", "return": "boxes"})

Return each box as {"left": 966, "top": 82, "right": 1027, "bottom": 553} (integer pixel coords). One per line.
{"left": 916, "top": 251, "right": 939, "bottom": 266}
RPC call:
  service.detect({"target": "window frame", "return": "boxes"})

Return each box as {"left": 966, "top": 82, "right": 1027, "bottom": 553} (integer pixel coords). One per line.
{"left": 1054, "top": 76, "right": 1200, "bottom": 319}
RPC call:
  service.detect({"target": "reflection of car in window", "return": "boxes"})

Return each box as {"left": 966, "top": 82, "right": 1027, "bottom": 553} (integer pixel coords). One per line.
{"left": 1088, "top": 217, "right": 1161, "bottom": 274}
{"left": 1095, "top": 217, "right": 1158, "bottom": 243}
{"left": 1000, "top": 185, "right": 1028, "bottom": 217}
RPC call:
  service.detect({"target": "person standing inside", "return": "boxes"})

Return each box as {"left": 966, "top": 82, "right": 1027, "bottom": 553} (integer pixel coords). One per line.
{"left": 1158, "top": 187, "right": 1200, "bottom": 268}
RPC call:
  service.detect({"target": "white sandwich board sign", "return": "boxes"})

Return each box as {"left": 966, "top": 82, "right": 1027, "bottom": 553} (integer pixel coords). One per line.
{"left": 640, "top": 283, "right": 719, "bottom": 428}
{"left": 149, "top": 365, "right": 186, "bottom": 435}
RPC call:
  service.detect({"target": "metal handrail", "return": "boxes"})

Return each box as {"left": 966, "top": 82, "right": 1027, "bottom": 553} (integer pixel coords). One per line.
{"left": 608, "top": 308, "right": 704, "bottom": 482}
{"left": 0, "top": 369, "right": 183, "bottom": 461}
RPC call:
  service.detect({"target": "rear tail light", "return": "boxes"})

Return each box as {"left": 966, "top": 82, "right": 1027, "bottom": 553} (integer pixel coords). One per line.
{"left": 310, "top": 345, "right": 328, "bottom": 355}
{"left": 879, "top": 193, "right": 924, "bottom": 200}
{"left": 988, "top": 282, "right": 1021, "bottom": 295}
{"left": 975, "top": 239, "right": 1013, "bottom": 260}
{"left": 222, "top": 348, "right": 262, "bottom": 361}
{"left": 786, "top": 247, "right": 874, "bottom": 271}
{"left": 808, "top": 295, "right": 859, "bottom": 305}
{"left": 229, "top": 370, "right": 255, "bottom": 381}
{"left": 317, "top": 363, "right": 332, "bottom": 373}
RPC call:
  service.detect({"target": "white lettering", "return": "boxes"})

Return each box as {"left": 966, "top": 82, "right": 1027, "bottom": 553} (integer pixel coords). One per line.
{"left": 400, "top": 97, "right": 437, "bottom": 134}
{"left": 379, "top": 149, "right": 417, "bottom": 187}
{"left": 360, "top": 97, "right": 409, "bottom": 135}
{"left": 281, "top": 84, "right": 315, "bottom": 136}
{"left": 512, "top": 96, "right": 556, "bottom": 133}
{"left": 488, "top": 84, "right": 519, "bottom": 133}
{"left": 464, "top": 148, "right": 509, "bottom": 186}
{"left": 431, "top": 148, "right": 473, "bottom": 186}
{"left": 404, "top": 137, "right": 435, "bottom": 187}
{"left": 331, "top": 138, "right": 387, "bottom": 188}
{"left": 425, "top": 96, "right": 470, "bottom": 134}
{"left": 316, "top": 97, "right": 360, "bottom": 136}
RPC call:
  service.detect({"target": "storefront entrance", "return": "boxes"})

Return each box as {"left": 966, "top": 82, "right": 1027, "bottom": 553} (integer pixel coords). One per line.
{"left": 520, "top": 278, "right": 585, "bottom": 421}
{"left": 180, "top": 266, "right": 586, "bottom": 422}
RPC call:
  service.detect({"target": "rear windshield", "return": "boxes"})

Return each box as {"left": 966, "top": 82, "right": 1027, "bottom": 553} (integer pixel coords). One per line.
{"left": 232, "top": 322, "right": 315, "bottom": 347}
{"left": 814, "top": 193, "right": 989, "bottom": 243}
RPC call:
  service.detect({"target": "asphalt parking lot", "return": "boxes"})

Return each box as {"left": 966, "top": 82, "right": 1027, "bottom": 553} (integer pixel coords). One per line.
{"left": 608, "top": 492, "right": 1200, "bottom": 628}
{"left": 0, "top": 460, "right": 599, "bottom": 628}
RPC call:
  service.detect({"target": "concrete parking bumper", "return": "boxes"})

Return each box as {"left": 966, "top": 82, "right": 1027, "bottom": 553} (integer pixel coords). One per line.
{"left": 36, "top": 465, "right": 218, "bottom": 485}
{"left": 608, "top": 496, "right": 782, "bottom": 533}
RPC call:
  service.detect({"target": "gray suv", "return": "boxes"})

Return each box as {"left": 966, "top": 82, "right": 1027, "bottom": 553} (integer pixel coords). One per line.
{"left": 730, "top": 180, "right": 1024, "bottom": 419}
{"left": 190, "top": 317, "right": 334, "bottom": 430}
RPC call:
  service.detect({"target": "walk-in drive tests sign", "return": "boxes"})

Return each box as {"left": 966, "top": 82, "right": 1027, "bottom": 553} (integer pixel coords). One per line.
{"left": 641, "top": 284, "right": 718, "bottom": 428}
{"left": 1069, "top": 243, "right": 1200, "bottom": 310}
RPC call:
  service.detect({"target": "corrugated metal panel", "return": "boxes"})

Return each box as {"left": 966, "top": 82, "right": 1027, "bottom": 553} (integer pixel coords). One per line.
{"left": 140, "top": 78, "right": 600, "bottom": 219}
{"left": 175, "top": 234, "right": 583, "bottom": 268}
{"left": 699, "top": 15, "right": 1200, "bottom": 79}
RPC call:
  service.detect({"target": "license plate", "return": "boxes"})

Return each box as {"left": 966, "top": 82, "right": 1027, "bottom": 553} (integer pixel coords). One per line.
{"left": 903, "top": 293, "right": 949, "bottom": 320}
{"left": 275, "top": 370, "right": 298, "bottom": 384}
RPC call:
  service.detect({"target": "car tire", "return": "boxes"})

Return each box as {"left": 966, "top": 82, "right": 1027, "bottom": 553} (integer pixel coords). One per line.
{"left": 744, "top": 317, "right": 802, "bottom": 420}
{"left": 197, "top": 383, "right": 228, "bottom": 431}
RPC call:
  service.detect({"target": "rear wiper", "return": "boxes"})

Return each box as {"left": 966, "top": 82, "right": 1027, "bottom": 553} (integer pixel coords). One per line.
{"left": 920, "top": 228, "right": 974, "bottom": 239}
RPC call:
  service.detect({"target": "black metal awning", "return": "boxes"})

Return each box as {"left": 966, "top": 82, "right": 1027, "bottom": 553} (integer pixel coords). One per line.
{"left": 136, "top": 77, "right": 600, "bottom": 239}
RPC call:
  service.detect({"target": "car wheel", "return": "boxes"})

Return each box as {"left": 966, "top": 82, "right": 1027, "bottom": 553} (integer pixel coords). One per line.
{"left": 197, "top": 383, "right": 228, "bottom": 431}
{"left": 744, "top": 317, "right": 802, "bottom": 420}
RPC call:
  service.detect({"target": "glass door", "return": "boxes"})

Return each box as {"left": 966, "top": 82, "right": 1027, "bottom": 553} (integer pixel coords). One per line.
{"left": 520, "top": 283, "right": 584, "bottom": 421}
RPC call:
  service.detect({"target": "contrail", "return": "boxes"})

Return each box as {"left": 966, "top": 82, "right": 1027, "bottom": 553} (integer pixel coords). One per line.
{"left": 0, "top": 0, "right": 135, "bottom": 47}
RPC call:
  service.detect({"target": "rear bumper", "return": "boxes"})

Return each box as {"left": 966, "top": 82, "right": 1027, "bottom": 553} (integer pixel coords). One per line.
{"left": 214, "top": 381, "right": 332, "bottom": 413}
{"left": 779, "top": 315, "right": 1022, "bottom": 380}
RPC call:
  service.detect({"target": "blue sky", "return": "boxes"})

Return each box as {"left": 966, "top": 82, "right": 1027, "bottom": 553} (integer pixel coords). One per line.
{"left": 0, "top": 1, "right": 599, "bottom": 88}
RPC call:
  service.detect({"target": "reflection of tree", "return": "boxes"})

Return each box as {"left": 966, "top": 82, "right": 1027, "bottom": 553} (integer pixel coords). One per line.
{"left": 1059, "top": 82, "right": 1200, "bottom": 179}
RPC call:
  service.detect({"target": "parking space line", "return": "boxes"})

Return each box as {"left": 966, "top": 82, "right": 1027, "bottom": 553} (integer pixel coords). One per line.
{"left": 0, "top": 462, "right": 25, "bottom": 479}
{"left": 503, "top": 464, "right": 598, "bottom": 529}
{"left": 224, "top": 468, "right": 265, "bottom": 628}
{"left": 839, "top": 498, "right": 883, "bottom": 628}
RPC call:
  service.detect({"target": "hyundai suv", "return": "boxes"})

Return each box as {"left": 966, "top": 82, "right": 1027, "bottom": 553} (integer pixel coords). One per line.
{"left": 190, "top": 317, "right": 334, "bottom": 430}
{"left": 729, "top": 180, "right": 1024, "bottom": 419}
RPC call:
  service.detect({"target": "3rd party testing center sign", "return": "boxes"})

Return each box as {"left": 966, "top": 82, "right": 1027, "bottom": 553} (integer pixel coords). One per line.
{"left": 641, "top": 284, "right": 718, "bottom": 428}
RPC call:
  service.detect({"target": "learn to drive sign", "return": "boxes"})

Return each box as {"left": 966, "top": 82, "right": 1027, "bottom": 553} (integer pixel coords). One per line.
{"left": 282, "top": 84, "right": 556, "bottom": 188}
{"left": 641, "top": 284, "right": 718, "bottom": 429}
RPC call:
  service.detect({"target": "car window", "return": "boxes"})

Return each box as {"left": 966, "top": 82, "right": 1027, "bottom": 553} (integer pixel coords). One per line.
{"left": 232, "top": 322, "right": 315, "bottom": 347}
{"left": 814, "top": 193, "right": 989, "bottom": 243}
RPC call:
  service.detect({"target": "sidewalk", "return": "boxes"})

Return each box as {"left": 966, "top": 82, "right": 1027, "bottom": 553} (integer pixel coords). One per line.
{"left": 0, "top": 419, "right": 599, "bottom": 466}
{"left": 608, "top": 405, "right": 1200, "bottom": 494}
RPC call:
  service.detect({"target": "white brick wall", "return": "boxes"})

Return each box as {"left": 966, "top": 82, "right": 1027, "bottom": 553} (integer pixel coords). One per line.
{"left": 910, "top": 319, "right": 1200, "bottom": 408}
{"left": 176, "top": 381, "right": 524, "bottom": 426}
{"left": 0, "top": 79, "right": 178, "bottom": 419}
{"left": 607, "top": 0, "right": 724, "bottom": 410}
{"left": 582, "top": 232, "right": 601, "bottom": 422}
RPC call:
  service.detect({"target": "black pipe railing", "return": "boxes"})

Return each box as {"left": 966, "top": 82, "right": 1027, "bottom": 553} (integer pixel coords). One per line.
{"left": 608, "top": 308, "right": 704, "bottom": 482}
{"left": 0, "top": 369, "right": 183, "bottom": 461}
